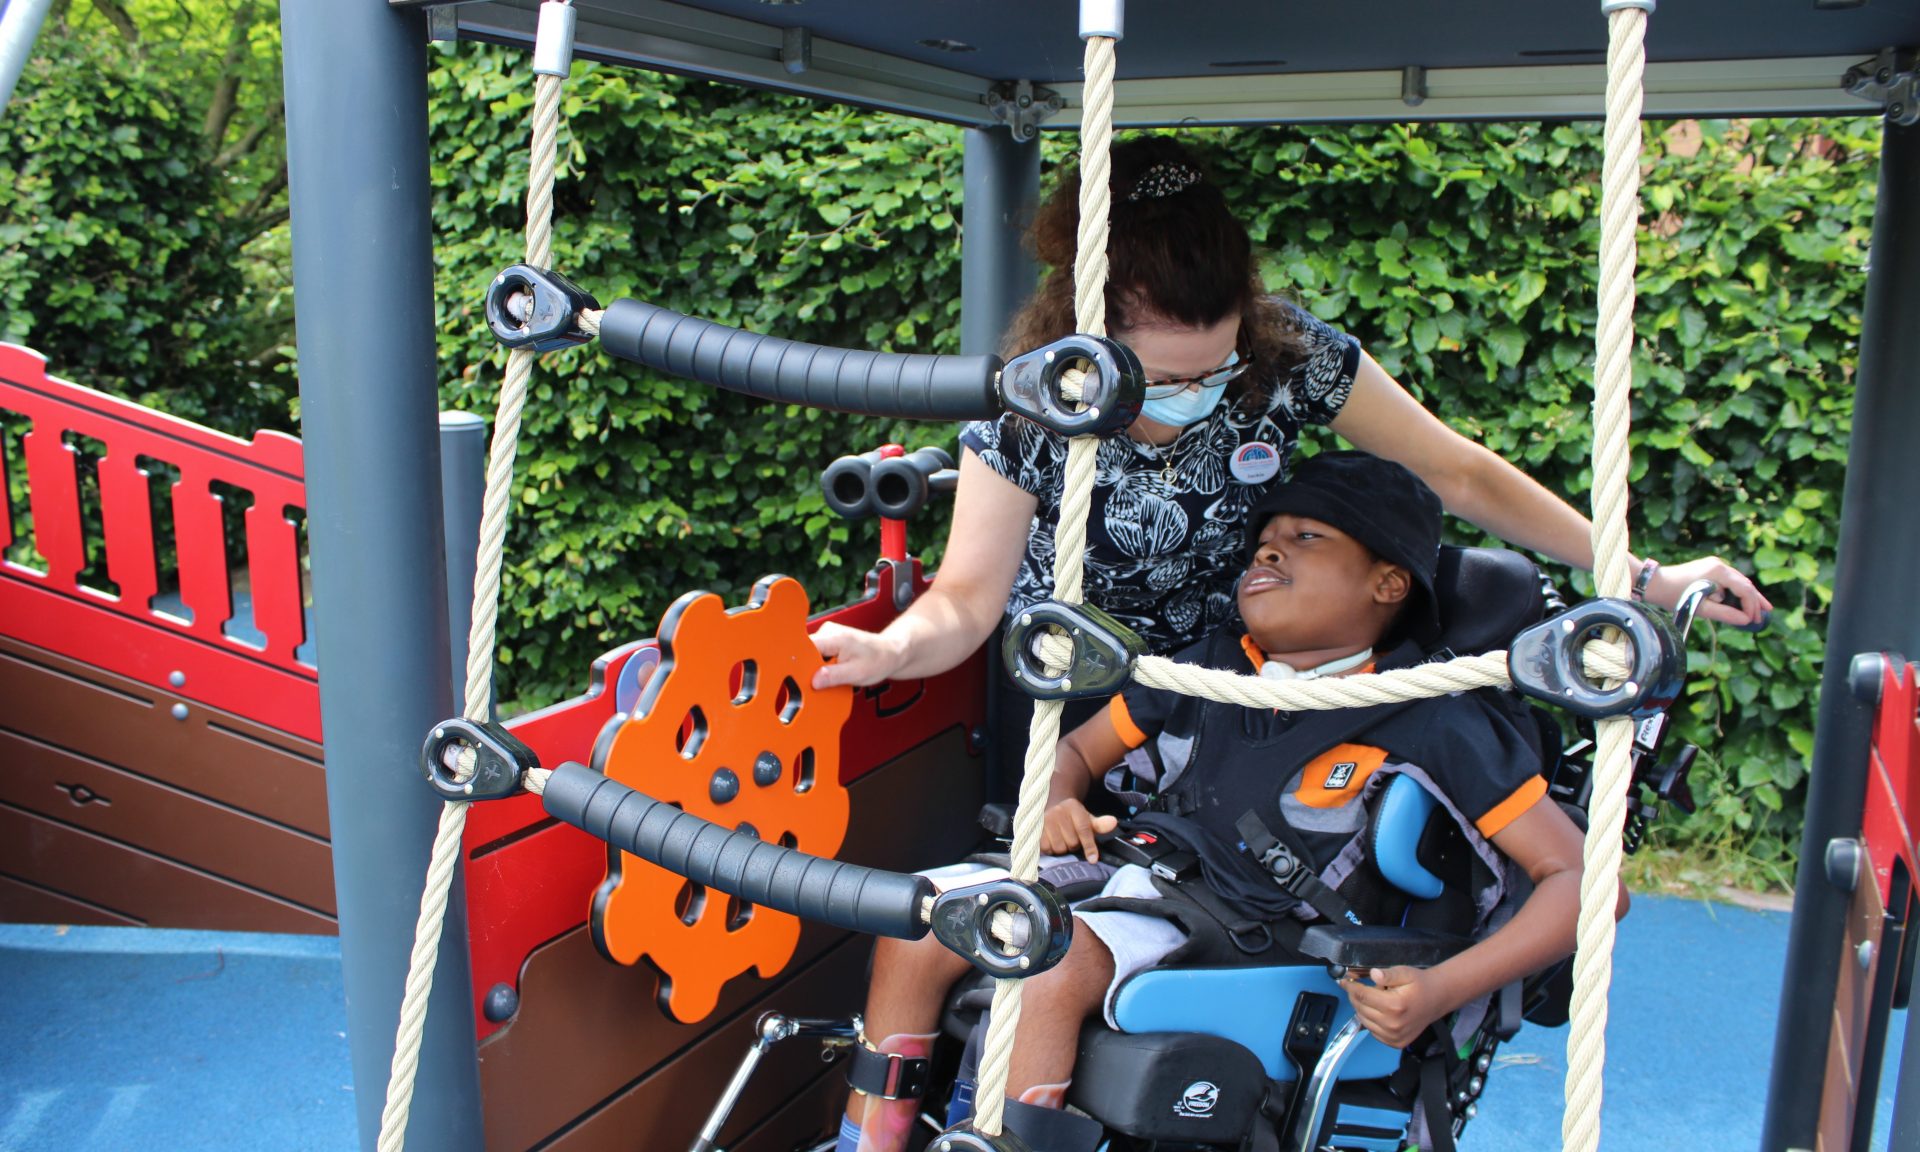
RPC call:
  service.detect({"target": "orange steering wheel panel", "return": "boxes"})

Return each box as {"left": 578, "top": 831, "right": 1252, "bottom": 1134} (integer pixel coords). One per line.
{"left": 589, "top": 574, "right": 854, "bottom": 1023}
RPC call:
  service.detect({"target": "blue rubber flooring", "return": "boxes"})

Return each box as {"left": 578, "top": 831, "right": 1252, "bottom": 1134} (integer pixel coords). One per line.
{"left": 0, "top": 897, "right": 1908, "bottom": 1151}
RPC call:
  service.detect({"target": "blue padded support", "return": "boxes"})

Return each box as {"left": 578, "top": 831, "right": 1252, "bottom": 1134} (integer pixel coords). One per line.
{"left": 1373, "top": 774, "right": 1445, "bottom": 900}
{"left": 1111, "top": 966, "right": 1400, "bottom": 1082}
{"left": 1332, "top": 1103, "right": 1415, "bottom": 1151}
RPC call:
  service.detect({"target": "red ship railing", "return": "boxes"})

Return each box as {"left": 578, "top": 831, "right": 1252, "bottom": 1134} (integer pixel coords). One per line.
{"left": 0, "top": 343, "right": 319, "bottom": 741}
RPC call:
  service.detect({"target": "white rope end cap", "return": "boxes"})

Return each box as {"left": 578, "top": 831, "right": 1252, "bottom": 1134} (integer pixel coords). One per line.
{"left": 1600, "top": 0, "right": 1655, "bottom": 13}
{"left": 534, "top": 1, "right": 578, "bottom": 78}
{"left": 1079, "top": 0, "right": 1124, "bottom": 41}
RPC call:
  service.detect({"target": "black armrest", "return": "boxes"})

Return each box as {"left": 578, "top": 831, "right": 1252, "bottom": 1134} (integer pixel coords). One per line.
{"left": 978, "top": 802, "right": 1016, "bottom": 838}
{"left": 1298, "top": 924, "right": 1472, "bottom": 971}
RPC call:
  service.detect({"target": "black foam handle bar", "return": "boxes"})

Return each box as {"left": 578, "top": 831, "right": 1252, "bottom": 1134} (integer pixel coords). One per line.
{"left": 541, "top": 762, "right": 933, "bottom": 941}
{"left": 598, "top": 298, "right": 1003, "bottom": 420}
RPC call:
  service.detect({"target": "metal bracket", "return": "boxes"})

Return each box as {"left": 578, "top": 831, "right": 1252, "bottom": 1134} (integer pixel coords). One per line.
{"left": 1506, "top": 598, "right": 1686, "bottom": 720}
{"left": 421, "top": 717, "right": 539, "bottom": 801}
{"left": 425, "top": 5, "right": 458, "bottom": 42}
{"left": 986, "top": 80, "right": 1064, "bottom": 143}
{"left": 999, "top": 334, "right": 1146, "bottom": 439}
{"left": 781, "top": 26, "right": 812, "bottom": 76}
{"left": 1400, "top": 65, "right": 1428, "bottom": 108}
{"left": 929, "top": 878, "right": 1073, "bottom": 978}
{"left": 1002, "top": 599, "right": 1146, "bottom": 701}
{"left": 1843, "top": 49, "right": 1920, "bottom": 126}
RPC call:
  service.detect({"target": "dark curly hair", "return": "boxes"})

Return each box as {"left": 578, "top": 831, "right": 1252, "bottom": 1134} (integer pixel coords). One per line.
{"left": 1001, "top": 136, "right": 1310, "bottom": 406}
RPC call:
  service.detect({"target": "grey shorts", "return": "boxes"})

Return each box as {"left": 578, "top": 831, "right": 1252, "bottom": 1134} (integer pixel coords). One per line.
{"left": 920, "top": 859, "right": 1189, "bottom": 1029}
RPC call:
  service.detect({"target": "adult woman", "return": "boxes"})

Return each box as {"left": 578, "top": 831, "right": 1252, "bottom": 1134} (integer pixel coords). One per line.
{"left": 812, "top": 136, "right": 1769, "bottom": 707}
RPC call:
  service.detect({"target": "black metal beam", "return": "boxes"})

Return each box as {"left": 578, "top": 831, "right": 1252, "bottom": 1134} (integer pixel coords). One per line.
{"left": 281, "top": 1, "right": 484, "bottom": 1148}
{"left": 960, "top": 128, "right": 1041, "bottom": 358}
{"left": 1760, "top": 116, "right": 1920, "bottom": 1152}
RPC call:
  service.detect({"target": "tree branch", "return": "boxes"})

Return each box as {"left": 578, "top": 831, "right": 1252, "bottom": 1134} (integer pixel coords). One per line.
{"left": 214, "top": 101, "right": 283, "bottom": 169}
{"left": 241, "top": 163, "right": 290, "bottom": 230}
{"left": 203, "top": 3, "right": 259, "bottom": 150}
{"left": 90, "top": 0, "right": 140, "bottom": 44}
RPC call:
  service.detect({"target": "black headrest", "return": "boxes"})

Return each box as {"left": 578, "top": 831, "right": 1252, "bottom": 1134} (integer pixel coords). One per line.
{"left": 1430, "top": 547, "right": 1546, "bottom": 656}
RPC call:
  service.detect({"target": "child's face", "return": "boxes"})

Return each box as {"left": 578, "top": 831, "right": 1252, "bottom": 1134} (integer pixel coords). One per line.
{"left": 1238, "top": 513, "right": 1403, "bottom": 654}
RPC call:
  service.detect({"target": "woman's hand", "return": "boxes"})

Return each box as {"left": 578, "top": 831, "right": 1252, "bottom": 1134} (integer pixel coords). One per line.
{"left": 1041, "top": 797, "right": 1119, "bottom": 862}
{"left": 1342, "top": 966, "right": 1455, "bottom": 1050}
{"left": 1644, "top": 555, "right": 1774, "bottom": 630}
{"left": 810, "top": 621, "right": 907, "bottom": 689}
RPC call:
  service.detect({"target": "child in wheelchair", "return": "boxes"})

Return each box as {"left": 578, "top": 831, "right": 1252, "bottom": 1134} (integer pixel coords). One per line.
{"left": 837, "top": 452, "right": 1591, "bottom": 1152}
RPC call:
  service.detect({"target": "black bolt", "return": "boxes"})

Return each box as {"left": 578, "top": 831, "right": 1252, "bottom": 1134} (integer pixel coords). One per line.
{"left": 483, "top": 983, "right": 519, "bottom": 1023}
{"left": 753, "top": 750, "right": 782, "bottom": 787}
{"left": 710, "top": 767, "right": 740, "bottom": 805}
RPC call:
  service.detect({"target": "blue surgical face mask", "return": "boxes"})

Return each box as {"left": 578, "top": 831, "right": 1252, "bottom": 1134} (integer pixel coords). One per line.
{"left": 1140, "top": 377, "right": 1232, "bottom": 428}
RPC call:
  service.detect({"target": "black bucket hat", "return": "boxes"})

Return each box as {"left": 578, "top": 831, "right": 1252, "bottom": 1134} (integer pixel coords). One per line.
{"left": 1245, "top": 451, "right": 1444, "bottom": 646}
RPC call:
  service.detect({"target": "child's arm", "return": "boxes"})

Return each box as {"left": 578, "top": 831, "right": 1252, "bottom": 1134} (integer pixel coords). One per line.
{"left": 1038, "top": 708, "right": 1135, "bottom": 862}
{"left": 1342, "top": 797, "right": 1585, "bottom": 1049}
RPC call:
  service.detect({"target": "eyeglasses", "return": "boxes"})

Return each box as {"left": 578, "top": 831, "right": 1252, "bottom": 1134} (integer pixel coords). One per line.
{"left": 1141, "top": 351, "right": 1251, "bottom": 400}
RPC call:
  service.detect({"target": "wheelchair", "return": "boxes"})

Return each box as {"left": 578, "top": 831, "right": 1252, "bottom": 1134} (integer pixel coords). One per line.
{"left": 689, "top": 546, "right": 1708, "bottom": 1152}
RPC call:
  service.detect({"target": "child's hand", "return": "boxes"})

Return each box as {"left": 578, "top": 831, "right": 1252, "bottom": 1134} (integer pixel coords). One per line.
{"left": 1341, "top": 966, "right": 1452, "bottom": 1049}
{"left": 1041, "top": 798, "right": 1119, "bottom": 862}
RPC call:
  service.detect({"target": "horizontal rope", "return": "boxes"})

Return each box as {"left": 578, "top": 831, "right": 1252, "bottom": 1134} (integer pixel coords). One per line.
{"left": 1029, "top": 631, "right": 1630, "bottom": 713}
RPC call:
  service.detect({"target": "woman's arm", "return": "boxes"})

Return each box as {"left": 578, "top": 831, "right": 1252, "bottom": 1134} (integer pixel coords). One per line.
{"left": 1343, "top": 797, "right": 1585, "bottom": 1048}
{"left": 1331, "top": 352, "right": 1773, "bottom": 628}
{"left": 812, "top": 448, "right": 1039, "bottom": 688}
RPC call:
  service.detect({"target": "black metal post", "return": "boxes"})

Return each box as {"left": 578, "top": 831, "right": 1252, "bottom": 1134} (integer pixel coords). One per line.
{"left": 960, "top": 127, "right": 1040, "bottom": 358}
{"left": 1892, "top": 981, "right": 1920, "bottom": 1147}
{"left": 1761, "top": 117, "right": 1920, "bottom": 1152}
{"left": 440, "top": 411, "right": 487, "bottom": 701}
{"left": 281, "top": 2, "right": 484, "bottom": 1149}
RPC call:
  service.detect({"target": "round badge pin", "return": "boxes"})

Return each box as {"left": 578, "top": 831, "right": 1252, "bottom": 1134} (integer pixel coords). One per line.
{"left": 1231, "top": 442, "right": 1281, "bottom": 484}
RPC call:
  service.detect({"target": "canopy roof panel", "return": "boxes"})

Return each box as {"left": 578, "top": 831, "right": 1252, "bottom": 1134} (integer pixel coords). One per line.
{"left": 427, "top": 1, "right": 1916, "bottom": 125}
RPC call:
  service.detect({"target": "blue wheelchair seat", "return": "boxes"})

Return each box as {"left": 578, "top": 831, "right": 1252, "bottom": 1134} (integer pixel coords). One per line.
{"left": 1111, "top": 963, "right": 1401, "bottom": 1082}
{"left": 1107, "top": 773, "right": 1450, "bottom": 1085}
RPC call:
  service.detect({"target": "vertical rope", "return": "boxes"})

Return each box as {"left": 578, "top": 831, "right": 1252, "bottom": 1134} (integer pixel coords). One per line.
{"left": 374, "top": 66, "right": 566, "bottom": 1152}
{"left": 968, "top": 32, "right": 1116, "bottom": 1139}
{"left": 1560, "top": 6, "right": 1649, "bottom": 1152}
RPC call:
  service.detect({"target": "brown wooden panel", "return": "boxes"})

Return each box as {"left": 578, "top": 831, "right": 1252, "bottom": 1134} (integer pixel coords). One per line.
{"left": 1818, "top": 872, "right": 1886, "bottom": 1152}
{"left": 0, "top": 729, "right": 335, "bottom": 913}
{"left": 0, "top": 872, "right": 141, "bottom": 927}
{"left": 0, "top": 805, "right": 334, "bottom": 934}
{"left": 0, "top": 636, "right": 326, "bottom": 836}
{"left": 479, "top": 729, "right": 985, "bottom": 1152}
{"left": 526, "top": 937, "right": 867, "bottom": 1152}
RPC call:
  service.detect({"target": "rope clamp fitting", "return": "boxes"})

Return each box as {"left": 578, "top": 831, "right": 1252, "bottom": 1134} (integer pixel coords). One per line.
{"left": 1506, "top": 598, "right": 1685, "bottom": 720}
{"left": 532, "top": 0, "right": 579, "bottom": 78}
{"left": 421, "top": 717, "right": 541, "bottom": 801}
{"left": 999, "top": 334, "right": 1145, "bottom": 438}
{"left": 1002, "top": 600, "right": 1145, "bottom": 701}
{"left": 485, "top": 263, "right": 601, "bottom": 352}
{"left": 929, "top": 1128, "right": 1034, "bottom": 1152}
{"left": 1079, "top": 0, "right": 1125, "bottom": 41}
{"left": 929, "top": 878, "right": 1072, "bottom": 979}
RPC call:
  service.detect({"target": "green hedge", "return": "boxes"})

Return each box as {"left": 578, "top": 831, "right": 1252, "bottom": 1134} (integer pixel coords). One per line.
{"left": 4, "top": 30, "right": 1880, "bottom": 879}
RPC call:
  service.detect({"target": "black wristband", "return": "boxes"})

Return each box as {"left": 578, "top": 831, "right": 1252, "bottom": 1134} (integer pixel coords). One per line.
{"left": 1631, "top": 558, "right": 1660, "bottom": 602}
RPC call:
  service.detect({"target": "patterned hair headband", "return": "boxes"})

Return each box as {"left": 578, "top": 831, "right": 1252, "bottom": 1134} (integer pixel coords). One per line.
{"left": 1126, "top": 162, "right": 1205, "bottom": 201}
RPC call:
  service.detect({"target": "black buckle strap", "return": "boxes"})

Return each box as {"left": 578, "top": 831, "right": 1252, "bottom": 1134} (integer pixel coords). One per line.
{"left": 846, "top": 1042, "right": 931, "bottom": 1101}
{"left": 1235, "top": 811, "right": 1364, "bottom": 928}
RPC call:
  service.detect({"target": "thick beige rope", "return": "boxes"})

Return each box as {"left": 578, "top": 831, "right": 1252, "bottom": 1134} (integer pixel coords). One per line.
{"left": 969, "top": 31, "right": 1116, "bottom": 1141}
{"left": 1030, "top": 634, "right": 1632, "bottom": 712}
{"left": 1562, "top": 6, "right": 1651, "bottom": 1152}
{"left": 374, "top": 64, "right": 566, "bottom": 1152}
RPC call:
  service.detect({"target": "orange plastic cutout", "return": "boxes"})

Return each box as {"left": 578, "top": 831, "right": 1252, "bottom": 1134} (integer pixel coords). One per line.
{"left": 590, "top": 575, "right": 854, "bottom": 1023}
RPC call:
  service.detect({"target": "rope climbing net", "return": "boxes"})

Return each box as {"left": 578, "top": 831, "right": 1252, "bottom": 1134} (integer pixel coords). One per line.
{"left": 376, "top": 1, "right": 1658, "bottom": 1147}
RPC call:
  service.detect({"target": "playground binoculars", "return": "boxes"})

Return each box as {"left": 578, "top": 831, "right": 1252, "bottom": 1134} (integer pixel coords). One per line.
{"left": 821, "top": 445, "right": 958, "bottom": 521}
